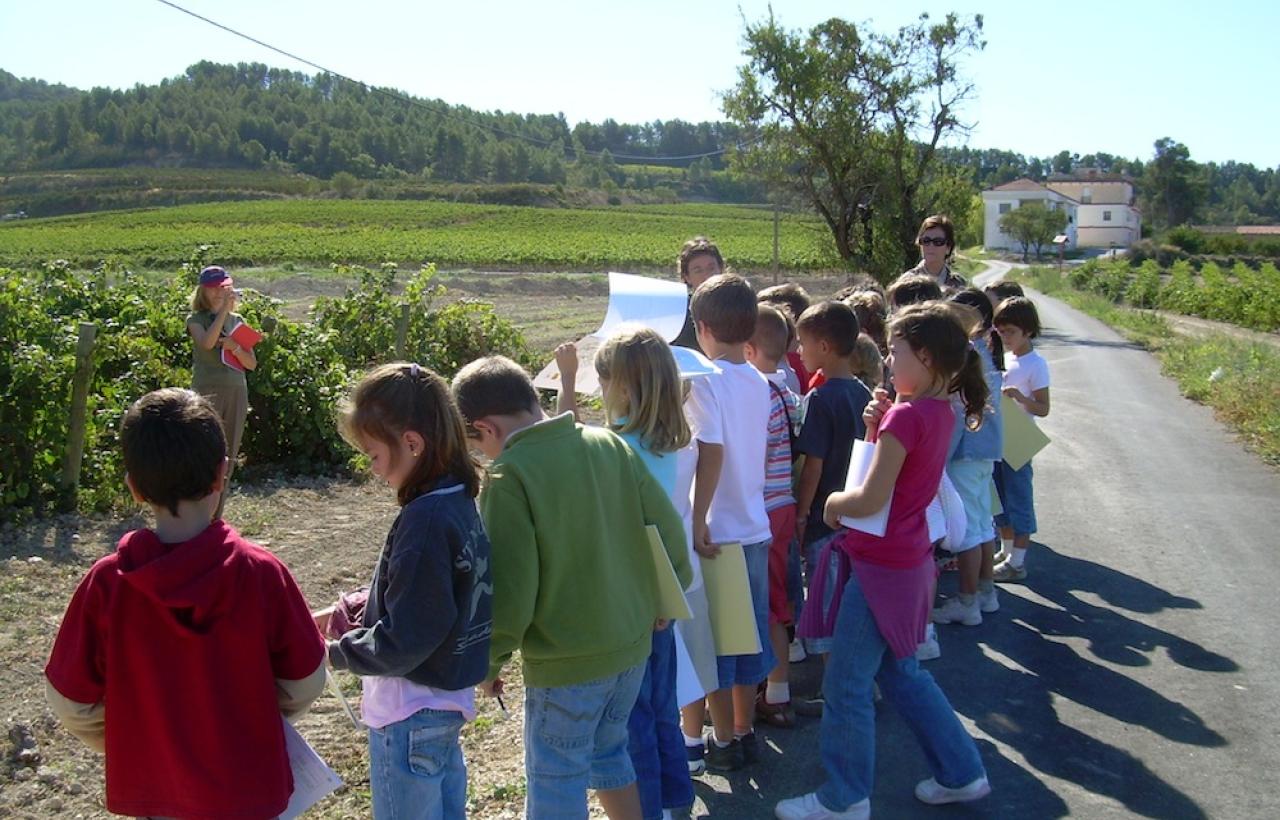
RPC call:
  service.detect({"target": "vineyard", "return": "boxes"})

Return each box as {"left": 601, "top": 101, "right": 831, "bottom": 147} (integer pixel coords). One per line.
{"left": 1066, "top": 256, "right": 1280, "bottom": 332}
{"left": 0, "top": 199, "right": 843, "bottom": 272}
{"left": 0, "top": 257, "right": 529, "bottom": 522}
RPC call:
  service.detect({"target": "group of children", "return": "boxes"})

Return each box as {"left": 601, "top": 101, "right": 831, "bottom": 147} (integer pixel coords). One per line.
{"left": 43, "top": 219, "right": 1052, "bottom": 820}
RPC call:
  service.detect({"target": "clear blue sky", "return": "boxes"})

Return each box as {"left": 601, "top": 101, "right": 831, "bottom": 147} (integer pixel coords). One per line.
{"left": 2, "top": 0, "right": 1276, "bottom": 168}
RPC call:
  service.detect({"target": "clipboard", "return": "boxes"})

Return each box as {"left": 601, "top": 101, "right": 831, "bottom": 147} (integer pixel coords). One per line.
{"left": 1001, "top": 395, "right": 1050, "bottom": 470}
{"left": 646, "top": 526, "right": 693, "bottom": 620}
{"left": 698, "top": 543, "right": 761, "bottom": 656}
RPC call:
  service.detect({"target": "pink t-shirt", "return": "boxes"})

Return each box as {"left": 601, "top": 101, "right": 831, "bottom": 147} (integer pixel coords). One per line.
{"left": 841, "top": 398, "right": 954, "bottom": 569}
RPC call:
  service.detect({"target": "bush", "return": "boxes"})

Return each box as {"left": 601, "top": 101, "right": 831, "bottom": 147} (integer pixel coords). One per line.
{"left": 1125, "top": 260, "right": 1162, "bottom": 308}
{"left": 1164, "top": 225, "right": 1206, "bottom": 254}
{"left": 0, "top": 257, "right": 529, "bottom": 522}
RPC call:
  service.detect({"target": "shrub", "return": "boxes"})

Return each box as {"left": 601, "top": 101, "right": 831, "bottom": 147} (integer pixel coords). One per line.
{"left": 1125, "top": 260, "right": 1162, "bottom": 308}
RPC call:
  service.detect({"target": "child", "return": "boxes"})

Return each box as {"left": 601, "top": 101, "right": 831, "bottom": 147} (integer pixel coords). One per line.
{"left": 984, "top": 279, "right": 1025, "bottom": 311}
{"left": 843, "top": 290, "right": 889, "bottom": 358}
{"left": 992, "top": 296, "right": 1051, "bottom": 582}
{"left": 45, "top": 388, "right": 325, "bottom": 819}
{"left": 557, "top": 328, "right": 698, "bottom": 820}
{"left": 680, "top": 273, "right": 774, "bottom": 773}
{"left": 792, "top": 302, "right": 871, "bottom": 684}
{"left": 775, "top": 302, "right": 992, "bottom": 819}
{"left": 744, "top": 304, "right": 802, "bottom": 729}
{"left": 452, "top": 356, "right": 691, "bottom": 819}
{"left": 849, "top": 333, "right": 886, "bottom": 393}
{"left": 886, "top": 273, "right": 944, "bottom": 311}
{"left": 325, "top": 363, "right": 493, "bottom": 819}
{"left": 758, "top": 282, "right": 813, "bottom": 394}
{"left": 933, "top": 289, "right": 1005, "bottom": 627}
{"left": 671, "top": 236, "right": 726, "bottom": 352}
{"left": 186, "top": 264, "right": 257, "bottom": 518}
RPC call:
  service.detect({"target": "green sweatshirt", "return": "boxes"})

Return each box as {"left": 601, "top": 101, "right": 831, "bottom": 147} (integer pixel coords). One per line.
{"left": 480, "top": 413, "right": 692, "bottom": 687}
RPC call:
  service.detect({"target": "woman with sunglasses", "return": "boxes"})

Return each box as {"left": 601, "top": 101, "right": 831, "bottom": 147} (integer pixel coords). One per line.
{"left": 906, "top": 215, "right": 968, "bottom": 293}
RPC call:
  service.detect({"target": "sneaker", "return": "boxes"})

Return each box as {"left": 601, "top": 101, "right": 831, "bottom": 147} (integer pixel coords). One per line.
{"left": 793, "top": 692, "right": 824, "bottom": 717}
{"left": 756, "top": 694, "right": 797, "bottom": 729}
{"left": 916, "top": 625, "right": 940, "bottom": 661}
{"left": 789, "top": 639, "right": 808, "bottom": 663}
{"left": 992, "top": 560, "right": 1027, "bottom": 583}
{"left": 775, "top": 792, "right": 870, "bottom": 820}
{"left": 932, "top": 596, "right": 982, "bottom": 626}
{"left": 685, "top": 740, "right": 706, "bottom": 775}
{"left": 914, "top": 775, "right": 991, "bottom": 805}
{"left": 704, "top": 736, "right": 745, "bottom": 772}
{"left": 978, "top": 587, "right": 1000, "bottom": 613}
{"left": 738, "top": 730, "right": 759, "bottom": 764}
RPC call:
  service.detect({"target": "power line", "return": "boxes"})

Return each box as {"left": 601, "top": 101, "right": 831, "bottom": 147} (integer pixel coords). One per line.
{"left": 152, "top": 0, "right": 752, "bottom": 164}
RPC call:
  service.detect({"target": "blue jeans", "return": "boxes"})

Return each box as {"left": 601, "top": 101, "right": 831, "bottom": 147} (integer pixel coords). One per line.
{"left": 994, "top": 459, "right": 1036, "bottom": 536}
{"left": 816, "top": 572, "right": 985, "bottom": 810}
{"left": 801, "top": 531, "right": 842, "bottom": 655}
{"left": 524, "top": 662, "right": 646, "bottom": 819}
{"left": 715, "top": 538, "right": 776, "bottom": 688}
{"left": 627, "top": 627, "right": 695, "bottom": 819}
{"left": 368, "top": 707, "right": 467, "bottom": 820}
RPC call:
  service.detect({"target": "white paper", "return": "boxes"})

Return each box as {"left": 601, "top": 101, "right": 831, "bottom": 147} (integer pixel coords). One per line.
{"left": 837, "top": 439, "right": 891, "bottom": 536}
{"left": 532, "top": 272, "right": 707, "bottom": 394}
{"left": 279, "top": 719, "right": 343, "bottom": 820}
{"left": 673, "top": 626, "right": 710, "bottom": 708}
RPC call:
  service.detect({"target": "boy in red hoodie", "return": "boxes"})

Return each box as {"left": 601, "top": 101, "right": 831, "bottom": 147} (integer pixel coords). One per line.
{"left": 45, "top": 388, "right": 326, "bottom": 820}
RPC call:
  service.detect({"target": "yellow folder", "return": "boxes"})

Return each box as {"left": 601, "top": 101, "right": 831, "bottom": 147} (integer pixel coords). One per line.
{"left": 1001, "top": 395, "right": 1050, "bottom": 471}
{"left": 646, "top": 526, "right": 693, "bottom": 621}
{"left": 698, "top": 542, "right": 762, "bottom": 656}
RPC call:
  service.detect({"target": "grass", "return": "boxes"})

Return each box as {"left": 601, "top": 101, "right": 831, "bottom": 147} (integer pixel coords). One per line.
{"left": 1017, "top": 267, "right": 1280, "bottom": 464}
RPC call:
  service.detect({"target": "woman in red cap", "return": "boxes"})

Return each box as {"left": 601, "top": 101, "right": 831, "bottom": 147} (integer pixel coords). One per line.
{"left": 186, "top": 265, "right": 256, "bottom": 518}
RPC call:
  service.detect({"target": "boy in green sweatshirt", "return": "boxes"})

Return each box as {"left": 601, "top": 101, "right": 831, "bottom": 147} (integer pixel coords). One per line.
{"left": 452, "top": 355, "right": 692, "bottom": 820}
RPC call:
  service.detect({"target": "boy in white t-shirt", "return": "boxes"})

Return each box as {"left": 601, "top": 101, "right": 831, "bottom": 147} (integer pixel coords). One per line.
{"left": 992, "top": 296, "right": 1051, "bottom": 582}
{"left": 681, "top": 273, "right": 774, "bottom": 775}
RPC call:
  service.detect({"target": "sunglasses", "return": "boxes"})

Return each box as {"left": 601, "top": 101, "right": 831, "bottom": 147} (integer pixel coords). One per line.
{"left": 918, "top": 237, "right": 950, "bottom": 247}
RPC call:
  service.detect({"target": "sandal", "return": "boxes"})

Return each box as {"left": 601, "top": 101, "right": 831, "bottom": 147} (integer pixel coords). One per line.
{"left": 755, "top": 693, "right": 797, "bottom": 728}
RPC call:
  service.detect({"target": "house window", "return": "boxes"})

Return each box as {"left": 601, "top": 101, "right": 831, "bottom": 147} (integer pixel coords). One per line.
{"left": 1103, "top": 210, "right": 1112, "bottom": 222}
{"left": 998, "top": 203, "right": 1011, "bottom": 214}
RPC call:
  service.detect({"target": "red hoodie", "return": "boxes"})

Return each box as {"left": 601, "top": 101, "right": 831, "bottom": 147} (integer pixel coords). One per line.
{"left": 46, "top": 521, "right": 323, "bottom": 820}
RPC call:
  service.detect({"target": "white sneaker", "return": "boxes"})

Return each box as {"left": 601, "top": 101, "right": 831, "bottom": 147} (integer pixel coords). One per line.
{"left": 915, "top": 624, "right": 941, "bottom": 661}
{"left": 789, "top": 639, "right": 807, "bottom": 663}
{"left": 914, "top": 775, "right": 991, "bottom": 805}
{"left": 775, "top": 792, "right": 870, "bottom": 820}
{"left": 978, "top": 587, "right": 1000, "bottom": 613}
{"left": 932, "top": 596, "right": 982, "bottom": 626}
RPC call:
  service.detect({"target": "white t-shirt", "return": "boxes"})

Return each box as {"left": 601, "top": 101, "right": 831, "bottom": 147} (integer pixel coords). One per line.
{"left": 685, "top": 360, "right": 772, "bottom": 546}
{"left": 671, "top": 439, "right": 702, "bottom": 591}
{"left": 1003, "top": 348, "right": 1050, "bottom": 420}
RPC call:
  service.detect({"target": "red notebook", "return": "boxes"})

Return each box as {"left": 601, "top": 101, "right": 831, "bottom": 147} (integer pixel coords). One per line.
{"left": 221, "top": 321, "right": 264, "bottom": 372}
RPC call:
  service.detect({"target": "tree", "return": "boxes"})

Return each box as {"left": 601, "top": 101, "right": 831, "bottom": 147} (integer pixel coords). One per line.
{"left": 999, "top": 202, "right": 1067, "bottom": 262}
{"left": 723, "top": 11, "right": 985, "bottom": 277}
{"left": 1144, "top": 138, "right": 1203, "bottom": 229}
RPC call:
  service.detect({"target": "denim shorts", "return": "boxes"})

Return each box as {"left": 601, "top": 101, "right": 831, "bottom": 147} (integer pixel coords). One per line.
{"left": 368, "top": 707, "right": 467, "bottom": 820}
{"left": 524, "top": 662, "right": 646, "bottom": 819}
{"left": 994, "top": 458, "right": 1036, "bottom": 536}
{"left": 946, "top": 459, "right": 998, "bottom": 551}
{"left": 715, "top": 538, "right": 776, "bottom": 688}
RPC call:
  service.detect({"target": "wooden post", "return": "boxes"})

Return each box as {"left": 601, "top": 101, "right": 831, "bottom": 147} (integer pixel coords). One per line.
{"left": 394, "top": 303, "right": 411, "bottom": 360}
{"left": 772, "top": 207, "right": 781, "bottom": 284}
{"left": 60, "top": 322, "right": 97, "bottom": 511}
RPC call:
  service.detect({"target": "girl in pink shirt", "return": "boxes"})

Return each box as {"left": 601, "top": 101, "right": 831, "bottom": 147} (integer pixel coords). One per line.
{"left": 776, "top": 302, "right": 992, "bottom": 820}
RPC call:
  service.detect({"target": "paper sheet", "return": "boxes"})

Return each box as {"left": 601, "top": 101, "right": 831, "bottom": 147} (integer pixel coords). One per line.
{"left": 279, "top": 719, "right": 343, "bottom": 820}
{"left": 673, "top": 627, "right": 709, "bottom": 708}
{"left": 532, "top": 272, "right": 714, "bottom": 394}
{"left": 1001, "top": 395, "right": 1051, "bottom": 470}
{"left": 646, "top": 526, "right": 693, "bottom": 620}
{"left": 698, "top": 543, "right": 762, "bottom": 656}
{"left": 837, "top": 439, "right": 891, "bottom": 536}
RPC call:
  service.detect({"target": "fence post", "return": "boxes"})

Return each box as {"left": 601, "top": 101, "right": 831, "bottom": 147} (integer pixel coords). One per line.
{"left": 395, "top": 303, "right": 412, "bottom": 360}
{"left": 60, "top": 322, "right": 97, "bottom": 511}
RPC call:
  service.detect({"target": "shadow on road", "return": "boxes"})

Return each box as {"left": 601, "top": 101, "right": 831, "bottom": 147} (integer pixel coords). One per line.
{"left": 1039, "top": 328, "right": 1145, "bottom": 351}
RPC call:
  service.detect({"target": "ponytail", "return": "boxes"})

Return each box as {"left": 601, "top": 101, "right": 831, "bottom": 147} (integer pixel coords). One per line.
{"left": 950, "top": 345, "right": 990, "bottom": 431}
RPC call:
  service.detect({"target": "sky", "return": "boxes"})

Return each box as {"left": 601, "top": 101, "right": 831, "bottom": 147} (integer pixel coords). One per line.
{"left": 1, "top": 0, "right": 1276, "bottom": 168}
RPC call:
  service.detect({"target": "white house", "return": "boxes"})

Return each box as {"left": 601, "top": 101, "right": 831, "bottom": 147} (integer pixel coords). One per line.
{"left": 981, "top": 172, "right": 1142, "bottom": 251}
{"left": 981, "top": 178, "right": 1079, "bottom": 252}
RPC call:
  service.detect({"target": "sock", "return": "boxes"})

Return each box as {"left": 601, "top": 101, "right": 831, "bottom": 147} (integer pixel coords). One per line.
{"left": 1000, "top": 537, "right": 1014, "bottom": 556}
{"left": 683, "top": 732, "right": 703, "bottom": 748}
{"left": 978, "top": 579, "right": 995, "bottom": 594}
{"left": 1010, "top": 547, "right": 1027, "bottom": 568}
{"left": 765, "top": 681, "right": 790, "bottom": 704}
{"left": 957, "top": 592, "right": 976, "bottom": 606}
{"left": 662, "top": 811, "right": 675, "bottom": 820}
{"left": 734, "top": 729, "right": 753, "bottom": 740}
{"left": 712, "top": 733, "right": 732, "bottom": 748}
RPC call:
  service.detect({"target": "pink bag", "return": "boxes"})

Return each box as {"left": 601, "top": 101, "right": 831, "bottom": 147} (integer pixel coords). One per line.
{"left": 324, "top": 588, "right": 369, "bottom": 639}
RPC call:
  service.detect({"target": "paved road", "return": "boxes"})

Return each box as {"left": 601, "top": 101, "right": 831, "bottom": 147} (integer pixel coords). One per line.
{"left": 690, "top": 281, "right": 1280, "bottom": 818}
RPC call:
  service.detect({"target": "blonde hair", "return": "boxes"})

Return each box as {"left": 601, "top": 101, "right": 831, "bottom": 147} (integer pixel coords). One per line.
{"left": 850, "top": 333, "right": 885, "bottom": 389}
{"left": 594, "top": 327, "right": 691, "bottom": 455}
{"left": 189, "top": 285, "right": 217, "bottom": 312}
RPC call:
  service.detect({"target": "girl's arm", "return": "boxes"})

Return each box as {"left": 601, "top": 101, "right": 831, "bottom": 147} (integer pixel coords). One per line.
{"left": 822, "top": 431, "right": 906, "bottom": 527}
{"left": 554, "top": 342, "right": 579, "bottom": 419}
{"left": 1003, "top": 385, "right": 1050, "bottom": 417}
{"left": 187, "top": 290, "right": 236, "bottom": 351}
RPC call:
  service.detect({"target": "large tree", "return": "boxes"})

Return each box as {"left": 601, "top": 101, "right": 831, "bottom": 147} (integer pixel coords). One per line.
{"left": 1144, "top": 138, "right": 1203, "bottom": 229}
{"left": 723, "top": 11, "right": 985, "bottom": 278}
{"left": 999, "top": 202, "right": 1067, "bottom": 262}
